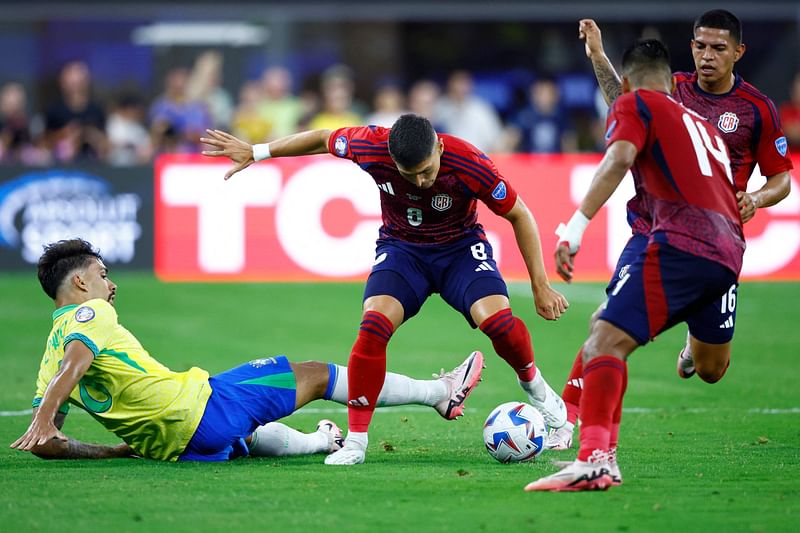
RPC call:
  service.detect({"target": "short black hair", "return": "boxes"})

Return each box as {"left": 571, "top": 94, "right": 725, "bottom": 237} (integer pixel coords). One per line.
{"left": 38, "top": 239, "right": 102, "bottom": 300}
{"left": 621, "top": 39, "right": 672, "bottom": 86}
{"left": 694, "top": 9, "right": 742, "bottom": 44}
{"left": 388, "top": 114, "right": 437, "bottom": 169}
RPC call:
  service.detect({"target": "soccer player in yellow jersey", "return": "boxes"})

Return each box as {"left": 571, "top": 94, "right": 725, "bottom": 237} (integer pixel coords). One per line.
{"left": 11, "top": 239, "right": 484, "bottom": 462}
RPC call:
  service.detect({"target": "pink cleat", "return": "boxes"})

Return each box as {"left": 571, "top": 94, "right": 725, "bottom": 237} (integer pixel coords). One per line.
{"left": 316, "top": 419, "right": 344, "bottom": 453}
{"left": 524, "top": 450, "right": 614, "bottom": 492}
{"left": 433, "top": 351, "right": 485, "bottom": 420}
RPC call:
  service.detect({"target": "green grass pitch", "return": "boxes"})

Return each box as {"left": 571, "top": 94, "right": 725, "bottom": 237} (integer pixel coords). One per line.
{"left": 1, "top": 274, "right": 798, "bottom": 531}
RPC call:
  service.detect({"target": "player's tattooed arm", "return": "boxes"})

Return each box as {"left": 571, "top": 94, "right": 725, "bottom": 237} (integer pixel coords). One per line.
{"left": 32, "top": 437, "right": 136, "bottom": 460}
{"left": 579, "top": 19, "right": 622, "bottom": 105}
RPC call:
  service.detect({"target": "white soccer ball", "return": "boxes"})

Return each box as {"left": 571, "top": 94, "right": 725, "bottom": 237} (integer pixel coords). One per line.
{"left": 483, "top": 401, "right": 547, "bottom": 463}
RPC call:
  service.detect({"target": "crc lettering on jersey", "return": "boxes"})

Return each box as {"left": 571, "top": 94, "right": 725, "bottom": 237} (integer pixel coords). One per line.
{"left": 717, "top": 112, "right": 739, "bottom": 133}
{"left": 431, "top": 193, "right": 452, "bottom": 211}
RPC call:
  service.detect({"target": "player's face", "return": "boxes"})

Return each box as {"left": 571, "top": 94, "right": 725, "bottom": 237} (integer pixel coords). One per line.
{"left": 83, "top": 259, "right": 117, "bottom": 305}
{"left": 395, "top": 138, "right": 444, "bottom": 189}
{"left": 691, "top": 27, "right": 744, "bottom": 92}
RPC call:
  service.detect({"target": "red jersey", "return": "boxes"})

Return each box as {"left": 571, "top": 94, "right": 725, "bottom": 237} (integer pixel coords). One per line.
{"left": 606, "top": 89, "right": 745, "bottom": 274}
{"left": 328, "top": 125, "right": 518, "bottom": 244}
{"left": 674, "top": 71, "right": 793, "bottom": 190}
{"left": 625, "top": 72, "right": 793, "bottom": 235}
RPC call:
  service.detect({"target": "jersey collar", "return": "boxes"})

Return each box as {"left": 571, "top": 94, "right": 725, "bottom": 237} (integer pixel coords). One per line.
{"left": 52, "top": 304, "right": 78, "bottom": 321}
{"left": 693, "top": 72, "right": 742, "bottom": 98}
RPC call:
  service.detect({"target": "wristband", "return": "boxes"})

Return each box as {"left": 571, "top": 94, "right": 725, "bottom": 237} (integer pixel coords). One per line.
{"left": 555, "top": 210, "right": 591, "bottom": 254}
{"left": 253, "top": 143, "right": 272, "bottom": 162}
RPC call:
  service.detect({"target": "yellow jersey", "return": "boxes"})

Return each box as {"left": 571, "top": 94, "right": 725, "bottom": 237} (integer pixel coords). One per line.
{"left": 33, "top": 299, "right": 211, "bottom": 461}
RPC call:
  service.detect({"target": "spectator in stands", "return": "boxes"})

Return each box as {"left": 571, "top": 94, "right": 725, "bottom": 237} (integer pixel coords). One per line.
{"left": 44, "top": 61, "right": 107, "bottom": 162}
{"left": 779, "top": 72, "right": 800, "bottom": 151}
{"left": 188, "top": 51, "right": 234, "bottom": 130}
{"left": 149, "top": 66, "right": 213, "bottom": 154}
{"left": 106, "top": 93, "right": 153, "bottom": 166}
{"left": 232, "top": 80, "right": 272, "bottom": 143}
{"left": 508, "top": 78, "right": 576, "bottom": 153}
{"left": 309, "top": 64, "right": 363, "bottom": 130}
{"left": 365, "top": 81, "right": 407, "bottom": 128}
{"left": 408, "top": 79, "right": 442, "bottom": 126}
{"left": 0, "top": 82, "right": 49, "bottom": 165}
{"left": 258, "top": 66, "right": 304, "bottom": 140}
{"left": 434, "top": 70, "right": 504, "bottom": 153}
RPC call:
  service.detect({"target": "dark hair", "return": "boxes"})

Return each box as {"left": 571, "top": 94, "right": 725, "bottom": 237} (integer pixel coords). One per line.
{"left": 621, "top": 39, "right": 672, "bottom": 83}
{"left": 37, "top": 239, "right": 102, "bottom": 300}
{"left": 694, "top": 9, "right": 742, "bottom": 44}
{"left": 388, "top": 114, "right": 437, "bottom": 168}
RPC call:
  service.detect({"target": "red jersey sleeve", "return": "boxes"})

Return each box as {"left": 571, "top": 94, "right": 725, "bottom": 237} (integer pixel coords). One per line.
{"left": 477, "top": 162, "right": 518, "bottom": 217}
{"left": 605, "top": 92, "right": 648, "bottom": 152}
{"left": 753, "top": 99, "right": 794, "bottom": 177}
{"left": 327, "top": 126, "right": 391, "bottom": 164}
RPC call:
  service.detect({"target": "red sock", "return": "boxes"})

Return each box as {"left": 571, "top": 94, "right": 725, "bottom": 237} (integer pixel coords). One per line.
{"left": 347, "top": 311, "right": 393, "bottom": 432}
{"left": 479, "top": 309, "right": 536, "bottom": 382}
{"left": 577, "top": 355, "right": 626, "bottom": 461}
{"left": 609, "top": 366, "right": 628, "bottom": 449}
{"left": 562, "top": 349, "right": 584, "bottom": 425}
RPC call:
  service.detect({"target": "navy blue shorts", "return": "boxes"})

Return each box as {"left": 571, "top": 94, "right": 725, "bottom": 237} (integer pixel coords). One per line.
{"left": 600, "top": 238, "right": 738, "bottom": 346}
{"left": 179, "top": 356, "right": 297, "bottom": 462}
{"left": 363, "top": 236, "right": 508, "bottom": 328}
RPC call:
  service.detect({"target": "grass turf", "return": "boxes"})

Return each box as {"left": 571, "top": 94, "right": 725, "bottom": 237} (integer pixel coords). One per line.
{"left": 1, "top": 274, "right": 798, "bottom": 531}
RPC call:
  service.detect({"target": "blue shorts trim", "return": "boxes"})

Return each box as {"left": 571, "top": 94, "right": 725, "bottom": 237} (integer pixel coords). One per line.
{"left": 600, "top": 241, "right": 738, "bottom": 346}
{"left": 179, "top": 356, "right": 297, "bottom": 462}
{"left": 363, "top": 236, "right": 508, "bottom": 327}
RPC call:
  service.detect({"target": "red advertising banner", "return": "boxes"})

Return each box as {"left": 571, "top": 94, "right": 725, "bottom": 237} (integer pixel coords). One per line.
{"left": 155, "top": 153, "right": 800, "bottom": 282}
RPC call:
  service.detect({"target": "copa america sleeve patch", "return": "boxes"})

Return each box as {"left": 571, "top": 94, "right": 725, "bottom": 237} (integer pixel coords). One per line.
{"left": 75, "top": 306, "right": 96, "bottom": 323}
{"left": 334, "top": 135, "right": 348, "bottom": 157}
{"left": 775, "top": 136, "right": 788, "bottom": 157}
{"left": 491, "top": 182, "right": 507, "bottom": 200}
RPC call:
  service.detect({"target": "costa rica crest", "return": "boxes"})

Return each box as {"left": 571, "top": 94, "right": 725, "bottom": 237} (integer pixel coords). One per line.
{"left": 717, "top": 112, "right": 739, "bottom": 133}
{"left": 431, "top": 193, "right": 452, "bottom": 211}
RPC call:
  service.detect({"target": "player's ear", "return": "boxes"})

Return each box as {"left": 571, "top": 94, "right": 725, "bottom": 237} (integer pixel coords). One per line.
{"left": 621, "top": 76, "right": 632, "bottom": 94}
{"left": 437, "top": 137, "right": 444, "bottom": 155}
{"left": 670, "top": 74, "right": 677, "bottom": 93}
{"left": 733, "top": 42, "right": 746, "bottom": 62}
{"left": 71, "top": 271, "right": 88, "bottom": 292}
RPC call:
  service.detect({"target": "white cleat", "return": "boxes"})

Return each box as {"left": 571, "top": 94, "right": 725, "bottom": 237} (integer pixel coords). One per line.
{"left": 433, "top": 351, "right": 485, "bottom": 420}
{"left": 608, "top": 447, "right": 623, "bottom": 486}
{"left": 524, "top": 449, "right": 613, "bottom": 492}
{"left": 524, "top": 373, "right": 567, "bottom": 430}
{"left": 316, "top": 419, "right": 344, "bottom": 453}
{"left": 546, "top": 422, "right": 574, "bottom": 450}
{"left": 677, "top": 347, "right": 696, "bottom": 379}
{"left": 324, "top": 443, "right": 366, "bottom": 466}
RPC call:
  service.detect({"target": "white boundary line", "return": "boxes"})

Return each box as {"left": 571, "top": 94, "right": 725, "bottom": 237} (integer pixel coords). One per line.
{"left": 3, "top": 406, "right": 800, "bottom": 417}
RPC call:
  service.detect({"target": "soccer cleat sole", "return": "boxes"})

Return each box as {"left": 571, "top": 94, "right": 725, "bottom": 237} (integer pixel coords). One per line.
{"left": 440, "top": 351, "right": 485, "bottom": 420}
{"left": 524, "top": 473, "right": 614, "bottom": 492}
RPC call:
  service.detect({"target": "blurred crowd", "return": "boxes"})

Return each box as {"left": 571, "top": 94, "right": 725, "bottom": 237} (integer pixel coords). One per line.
{"left": 2, "top": 51, "right": 799, "bottom": 166}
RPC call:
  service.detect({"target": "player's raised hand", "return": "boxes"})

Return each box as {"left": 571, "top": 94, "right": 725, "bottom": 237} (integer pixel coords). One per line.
{"left": 532, "top": 284, "right": 570, "bottom": 321}
{"left": 736, "top": 190, "right": 757, "bottom": 223}
{"left": 578, "top": 19, "right": 605, "bottom": 59}
{"left": 555, "top": 242, "right": 576, "bottom": 283}
{"left": 200, "top": 129, "right": 256, "bottom": 180}
{"left": 10, "top": 418, "right": 67, "bottom": 452}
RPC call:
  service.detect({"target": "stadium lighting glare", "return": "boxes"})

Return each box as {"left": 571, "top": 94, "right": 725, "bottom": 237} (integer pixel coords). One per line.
{"left": 132, "top": 22, "right": 269, "bottom": 47}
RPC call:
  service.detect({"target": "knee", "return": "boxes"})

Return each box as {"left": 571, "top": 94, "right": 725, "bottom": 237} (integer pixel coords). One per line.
{"left": 292, "top": 361, "right": 331, "bottom": 399}
{"left": 695, "top": 360, "right": 729, "bottom": 384}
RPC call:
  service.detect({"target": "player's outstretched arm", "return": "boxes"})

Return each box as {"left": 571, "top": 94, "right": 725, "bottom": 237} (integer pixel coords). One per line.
{"left": 201, "top": 128, "right": 333, "bottom": 180}
{"left": 503, "top": 197, "right": 569, "bottom": 321}
{"left": 23, "top": 411, "right": 135, "bottom": 460}
{"left": 579, "top": 19, "right": 622, "bottom": 106}
{"left": 555, "top": 140, "right": 636, "bottom": 281}
{"left": 737, "top": 171, "right": 791, "bottom": 223}
{"left": 10, "top": 341, "right": 93, "bottom": 453}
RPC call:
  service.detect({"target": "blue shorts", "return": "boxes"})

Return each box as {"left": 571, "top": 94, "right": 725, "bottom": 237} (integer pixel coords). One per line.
{"left": 363, "top": 236, "right": 508, "bottom": 328}
{"left": 600, "top": 238, "right": 738, "bottom": 346}
{"left": 179, "top": 356, "right": 297, "bottom": 462}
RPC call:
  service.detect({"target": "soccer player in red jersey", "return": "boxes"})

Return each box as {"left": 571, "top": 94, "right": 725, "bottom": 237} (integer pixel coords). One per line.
{"left": 201, "top": 115, "right": 569, "bottom": 465}
{"left": 548, "top": 10, "right": 794, "bottom": 451}
{"left": 526, "top": 39, "right": 745, "bottom": 491}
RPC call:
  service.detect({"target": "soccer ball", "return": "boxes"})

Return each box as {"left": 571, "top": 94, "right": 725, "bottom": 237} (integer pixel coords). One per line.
{"left": 483, "top": 401, "right": 547, "bottom": 463}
